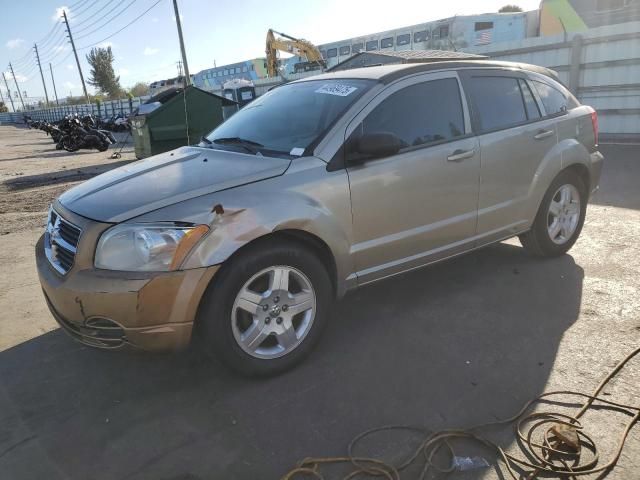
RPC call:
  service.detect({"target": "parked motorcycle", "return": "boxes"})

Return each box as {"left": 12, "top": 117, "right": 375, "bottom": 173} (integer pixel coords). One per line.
{"left": 81, "top": 115, "right": 117, "bottom": 143}
{"left": 58, "top": 117, "right": 111, "bottom": 152}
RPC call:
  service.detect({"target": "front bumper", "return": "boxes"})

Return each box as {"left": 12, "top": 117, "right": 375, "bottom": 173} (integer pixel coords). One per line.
{"left": 36, "top": 232, "right": 219, "bottom": 352}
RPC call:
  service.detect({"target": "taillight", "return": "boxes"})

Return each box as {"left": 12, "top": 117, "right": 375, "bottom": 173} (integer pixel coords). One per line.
{"left": 591, "top": 111, "right": 599, "bottom": 146}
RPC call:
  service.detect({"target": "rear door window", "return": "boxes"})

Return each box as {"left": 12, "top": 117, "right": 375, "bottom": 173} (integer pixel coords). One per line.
{"left": 358, "top": 78, "right": 466, "bottom": 151}
{"left": 465, "top": 76, "right": 528, "bottom": 132}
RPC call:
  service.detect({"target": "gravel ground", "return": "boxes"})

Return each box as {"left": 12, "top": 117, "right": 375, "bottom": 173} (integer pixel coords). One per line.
{"left": 0, "top": 124, "right": 638, "bottom": 479}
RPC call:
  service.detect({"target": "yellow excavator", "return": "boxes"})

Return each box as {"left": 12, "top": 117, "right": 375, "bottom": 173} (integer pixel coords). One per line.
{"left": 265, "top": 29, "right": 326, "bottom": 78}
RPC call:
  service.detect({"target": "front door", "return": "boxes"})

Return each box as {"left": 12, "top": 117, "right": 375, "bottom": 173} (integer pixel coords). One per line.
{"left": 345, "top": 72, "right": 481, "bottom": 284}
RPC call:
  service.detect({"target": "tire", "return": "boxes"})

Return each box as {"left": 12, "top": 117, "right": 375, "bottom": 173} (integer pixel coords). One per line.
{"left": 519, "top": 170, "right": 588, "bottom": 257}
{"left": 196, "top": 238, "right": 332, "bottom": 376}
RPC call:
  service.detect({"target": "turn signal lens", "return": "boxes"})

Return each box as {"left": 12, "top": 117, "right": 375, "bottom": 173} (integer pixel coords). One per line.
{"left": 170, "top": 224, "right": 210, "bottom": 270}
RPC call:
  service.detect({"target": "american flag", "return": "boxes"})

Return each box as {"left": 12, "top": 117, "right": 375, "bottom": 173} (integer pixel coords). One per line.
{"left": 475, "top": 29, "right": 493, "bottom": 45}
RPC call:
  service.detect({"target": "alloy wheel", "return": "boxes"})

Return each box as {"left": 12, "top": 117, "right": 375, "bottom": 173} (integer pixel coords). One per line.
{"left": 231, "top": 265, "right": 316, "bottom": 359}
{"left": 547, "top": 184, "right": 581, "bottom": 245}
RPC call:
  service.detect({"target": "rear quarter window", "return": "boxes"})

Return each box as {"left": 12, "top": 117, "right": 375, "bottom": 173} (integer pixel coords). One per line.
{"left": 530, "top": 79, "right": 579, "bottom": 115}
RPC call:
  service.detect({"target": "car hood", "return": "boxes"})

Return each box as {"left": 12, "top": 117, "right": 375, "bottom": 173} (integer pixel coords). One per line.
{"left": 59, "top": 146, "right": 291, "bottom": 223}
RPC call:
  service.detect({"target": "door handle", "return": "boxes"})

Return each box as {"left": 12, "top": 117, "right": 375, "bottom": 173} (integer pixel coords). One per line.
{"left": 447, "top": 149, "right": 475, "bottom": 162}
{"left": 534, "top": 129, "right": 554, "bottom": 140}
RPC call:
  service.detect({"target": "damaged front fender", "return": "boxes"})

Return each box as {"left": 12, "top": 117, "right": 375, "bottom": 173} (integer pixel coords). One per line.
{"left": 132, "top": 158, "right": 356, "bottom": 296}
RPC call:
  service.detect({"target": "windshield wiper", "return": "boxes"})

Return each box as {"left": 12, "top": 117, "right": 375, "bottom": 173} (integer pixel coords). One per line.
{"left": 199, "top": 135, "right": 212, "bottom": 145}
{"left": 213, "top": 136, "right": 263, "bottom": 154}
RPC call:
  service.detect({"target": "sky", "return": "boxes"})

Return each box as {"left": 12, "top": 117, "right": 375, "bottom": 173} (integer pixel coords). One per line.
{"left": 1, "top": 0, "right": 541, "bottom": 102}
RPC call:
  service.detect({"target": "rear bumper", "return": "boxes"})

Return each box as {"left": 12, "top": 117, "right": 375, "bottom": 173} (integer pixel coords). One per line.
{"left": 589, "top": 150, "right": 604, "bottom": 196}
{"left": 36, "top": 235, "right": 219, "bottom": 351}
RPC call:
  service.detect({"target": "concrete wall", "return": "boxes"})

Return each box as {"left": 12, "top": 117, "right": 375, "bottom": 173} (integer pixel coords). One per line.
{"left": 466, "top": 21, "right": 640, "bottom": 139}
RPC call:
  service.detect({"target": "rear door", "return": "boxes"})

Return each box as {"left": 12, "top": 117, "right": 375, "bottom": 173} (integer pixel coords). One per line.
{"left": 460, "top": 69, "right": 558, "bottom": 242}
{"left": 345, "top": 72, "right": 480, "bottom": 284}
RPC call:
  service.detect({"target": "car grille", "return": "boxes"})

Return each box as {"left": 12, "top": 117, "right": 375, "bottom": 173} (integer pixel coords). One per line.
{"left": 44, "top": 208, "right": 82, "bottom": 274}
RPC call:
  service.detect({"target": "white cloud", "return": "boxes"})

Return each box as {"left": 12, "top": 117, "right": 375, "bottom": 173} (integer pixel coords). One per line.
{"left": 6, "top": 38, "right": 24, "bottom": 49}
{"left": 64, "top": 81, "right": 75, "bottom": 89}
{"left": 7, "top": 73, "right": 28, "bottom": 83}
{"left": 52, "top": 6, "right": 70, "bottom": 22}
{"left": 119, "top": 67, "right": 129, "bottom": 77}
{"left": 152, "top": 17, "right": 159, "bottom": 23}
{"left": 53, "top": 45, "right": 68, "bottom": 53}
{"left": 143, "top": 47, "right": 159, "bottom": 56}
{"left": 66, "top": 64, "right": 74, "bottom": 70}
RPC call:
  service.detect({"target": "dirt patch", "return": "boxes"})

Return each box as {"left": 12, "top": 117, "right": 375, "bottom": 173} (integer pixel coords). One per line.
{"left": 0, "top": 125, "right": 136, "bottom": 234}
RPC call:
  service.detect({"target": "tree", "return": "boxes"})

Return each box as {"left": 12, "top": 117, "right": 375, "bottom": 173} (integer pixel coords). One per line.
{"left": 86, "top": 46, "right": 123, "bottom": 98}
{"left": 66, "top": 94, "right": 98, "bottom": 105}
{"left": 128, "top": 82, "right": 150, "bottom": 98}
{"left": 0, "top": 101, "right": 7, "bottom": 113}
{"left": 499, "top": 4, "right": 523, "bottom": 12}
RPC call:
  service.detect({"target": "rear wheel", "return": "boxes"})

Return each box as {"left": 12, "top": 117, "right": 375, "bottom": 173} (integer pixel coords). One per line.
{"left": 61, "top": 136, "right": 79, "bottom": 152}
{"left": 519, "top": 170, "right": 587, "bottom": 257}
{"left": 196, "top": 239, "right": 332, "bottom": 376}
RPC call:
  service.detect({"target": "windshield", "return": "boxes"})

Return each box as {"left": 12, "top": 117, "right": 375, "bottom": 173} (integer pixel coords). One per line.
{"left": 205, "top": 79, "right": 374, "bottom": 156}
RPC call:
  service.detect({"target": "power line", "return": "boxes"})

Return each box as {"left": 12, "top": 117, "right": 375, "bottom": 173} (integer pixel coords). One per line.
{"left": 75, "top": 0, "right": 139, "bottom": 39}
{"left": 52, "top": 50, "right": 75, "bottom": 69}
{"left": 8, "top": 23, "right": 64, "bottom": 73}
{"left": 68, "top": 0, "right": 93, "bottom": 11}
{"left": 37, "top": 23, "right": 64, "bottom": 49}
{"left": 38, "top": 44, "right": 72, "bottom": 66}
{"left": 71, "top": 0, "right": 102, "bottom": 19}
{"left": 72, "top": 0, "right": 119, "bottom": 29}
{"left": 77, "top": 0, "right": 165, "bottom": 50}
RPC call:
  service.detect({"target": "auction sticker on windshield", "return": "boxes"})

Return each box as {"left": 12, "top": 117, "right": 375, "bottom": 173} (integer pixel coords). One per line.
{"left": 315, "top": 84, "right": 358, "bottom": 96}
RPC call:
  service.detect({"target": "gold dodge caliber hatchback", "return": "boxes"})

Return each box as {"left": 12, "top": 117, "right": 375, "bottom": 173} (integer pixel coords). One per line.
{"left": 37, "top": 61, "right": 603, "bottom": 375}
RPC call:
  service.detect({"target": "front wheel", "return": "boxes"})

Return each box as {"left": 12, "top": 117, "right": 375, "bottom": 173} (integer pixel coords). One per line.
{"left": 196, "top": 239, "right": 332, "bottom": 376}
{"left": 519, "top": 170, "right": 587, "bottom": 257}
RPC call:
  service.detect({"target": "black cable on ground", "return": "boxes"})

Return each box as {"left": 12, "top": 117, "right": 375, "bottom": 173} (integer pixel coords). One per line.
{"left": 109, "top": 130, "right": 131, "bottom": 159}
{"left": 282, "top": 346, "right": 640, "bottom": 479}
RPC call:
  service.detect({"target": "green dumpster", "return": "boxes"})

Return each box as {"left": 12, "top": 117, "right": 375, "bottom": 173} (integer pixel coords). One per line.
{"left": 131, "top": 85, "right": 236, "bottom": 159}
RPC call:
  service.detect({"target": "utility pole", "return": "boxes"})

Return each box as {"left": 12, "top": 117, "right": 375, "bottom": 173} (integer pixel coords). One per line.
{"left": 62, "top": 10, "right": 89, "bottom": 102}
{"left": 2, "top": 73, "right": 15, "bottom": 111}
{"left": 8, "top": 63, "right": 25, "bottom": 110}
{"left": 172, "top": 0, "right": 191, "bottom": 87}
{"left": 176, "top": 60, "right": 183, "bottom": 78}
{"left": 49, "top": 63, "right": 60, "bottom": 105}
{"left": 34, "top": 44, "right": 50, "bottom": 106}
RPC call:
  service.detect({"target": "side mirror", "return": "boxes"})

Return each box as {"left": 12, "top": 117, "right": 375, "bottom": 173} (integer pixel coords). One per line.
{"left": 353, "top": 132, "right": 405, "bottom": 160}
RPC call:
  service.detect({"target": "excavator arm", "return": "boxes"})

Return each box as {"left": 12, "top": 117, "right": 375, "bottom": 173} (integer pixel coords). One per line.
{"left": 265, "top": 29, "right": 326, "bottom": 77}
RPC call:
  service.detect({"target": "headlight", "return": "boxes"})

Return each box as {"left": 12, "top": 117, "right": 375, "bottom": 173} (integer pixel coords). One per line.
{"left": 95, "top": 223, "right": 209, "bottom": 271}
